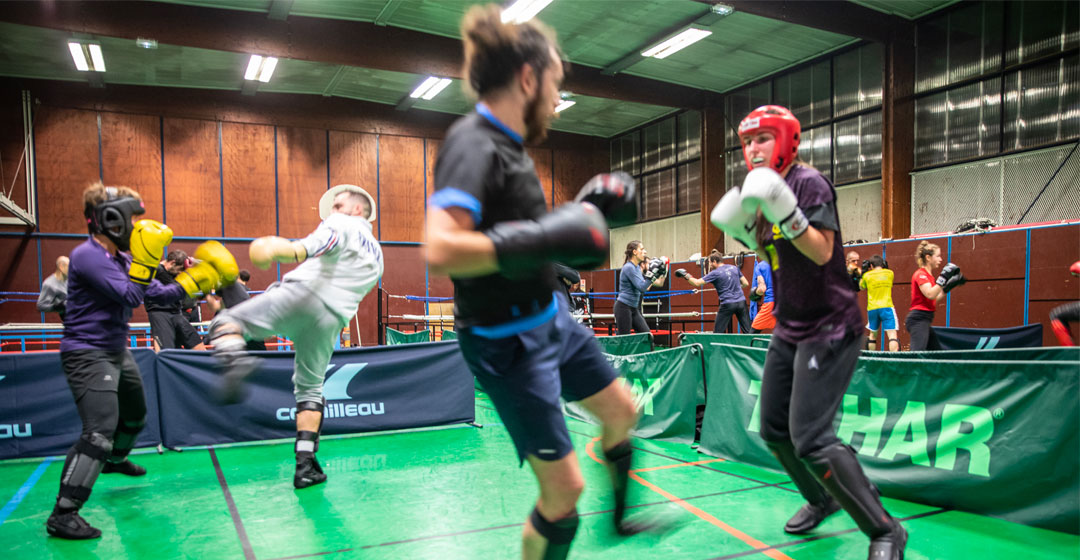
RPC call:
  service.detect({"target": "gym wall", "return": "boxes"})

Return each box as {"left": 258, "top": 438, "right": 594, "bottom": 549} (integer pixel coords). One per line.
{"left": 0, "top": 79, "right": 609, "bottom": 344}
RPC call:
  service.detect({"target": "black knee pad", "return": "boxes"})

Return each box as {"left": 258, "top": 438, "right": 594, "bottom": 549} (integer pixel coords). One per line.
{"left": 59, "top": 432, "right": 112, "bottom": 507}
{"left": 530, "top": 506, "right": 579, "bottom": 545}
{"left": 295, "top": 399, "right": 326, "bottom": 454}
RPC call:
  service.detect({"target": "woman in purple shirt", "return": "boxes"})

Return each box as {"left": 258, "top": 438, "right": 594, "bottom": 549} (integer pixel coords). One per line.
{"left": 712, "top": 106, "right": 906, "bottom": 560}
{"left": 46, "top": 184, "right": 186, "bottom": 540}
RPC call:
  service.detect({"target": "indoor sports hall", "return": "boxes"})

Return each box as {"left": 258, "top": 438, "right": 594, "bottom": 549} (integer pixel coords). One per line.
{"left": 0, "top": 1, "right": 1077, "bottom": 559}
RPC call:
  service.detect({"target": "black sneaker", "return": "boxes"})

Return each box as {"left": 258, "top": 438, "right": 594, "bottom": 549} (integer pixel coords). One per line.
{"left": 868, "top": 523, "right": 907, "bottom": 560}
{"left": 294, "top": 455, "right": 327, "bottom": 489}
{"left": 784, "top": 497, "right": 842, "bottom": 534}
{"left": 102, "top": 459, "right": 147, "bottom": 477}
{"left": 46, "top": 511, "right": 102, "bottom": 540}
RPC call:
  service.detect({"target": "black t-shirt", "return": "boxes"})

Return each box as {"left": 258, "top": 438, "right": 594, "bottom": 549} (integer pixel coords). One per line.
{"left": 218, "top": 281, "right": 250, "bottom": 309}
{"left": 145, "top": 264, "right": 182, "bottom": 313}
{"left": 431, "top": 108, "right": 556, "bottom": 327}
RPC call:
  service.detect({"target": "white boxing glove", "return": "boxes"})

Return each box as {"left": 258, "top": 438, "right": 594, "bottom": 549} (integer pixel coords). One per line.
{"left": 740, "top": 168, "right": 808, "bottom": 240}
{"left": 710, "top": 188, "right": 759, "bottom": 251}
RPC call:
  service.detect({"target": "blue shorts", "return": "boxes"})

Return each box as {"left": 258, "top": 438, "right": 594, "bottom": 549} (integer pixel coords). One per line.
{"left": 866, "top": 307, "right": 898, "bottom": 332}
{"left": 458, "top": 292, "right": 618, "bottom": 464}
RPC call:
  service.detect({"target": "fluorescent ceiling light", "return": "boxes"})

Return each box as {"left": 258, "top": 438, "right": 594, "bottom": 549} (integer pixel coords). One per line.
{"left": 641, "top": 28, "right": 712, "bottom": 59}
{"left": 87, "top": 44, "right": 105, "bottom": 72}
{"left": 410, "top": 77, "right": 452, "bottom": 100}
{"left": 554, "top": 99, "right": 576, "bottom": 113}
{"left": 501, "top": 0, "right": 554, "bottom": 24}
{"left": 68, "top": 41, "right": 106, "bottom": 72}
{"left": 68, "top": 42, "right": 89, "bottom": 71}
{"left": 244, "top": 54, "right": 278, "bottom": 82}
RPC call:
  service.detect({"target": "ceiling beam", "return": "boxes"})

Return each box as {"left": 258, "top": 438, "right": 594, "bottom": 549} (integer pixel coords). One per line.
{"left": 0, "top": 0, "right": 710, "bottom": 109}
{"left": 693, "top": 0, "right": 914, "bottom": 44}
{"left": 266, "top": 0, "right": 294, "bottom": 21}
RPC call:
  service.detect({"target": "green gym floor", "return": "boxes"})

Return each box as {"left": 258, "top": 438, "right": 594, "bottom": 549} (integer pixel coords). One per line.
{"left": 3, "top": 394, "right": 1077, "bottom": 559}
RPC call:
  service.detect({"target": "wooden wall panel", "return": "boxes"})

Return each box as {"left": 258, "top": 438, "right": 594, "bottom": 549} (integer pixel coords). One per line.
{"left": 591, "top": 269, "right": 617, "bottom": 318}
{"left": 428, "top": 271, "right": 454, "bottom": 298}
{"left": 276, "top": 127, "right": 327, "bottom": 239}
{"left": 378, "top": 136, "right": 425, "bottom": 242}
{"left": 163, "top": 118, "right": 221, "bottom": 237}
{"left": 354, "top": 288, "right": 378, "bottom": 346}
{"left": 0, "top": 236, "right": 40, "bottom": 324}
{"left": 222, "top": 122, "right": 277, "bottom": 238}
{"left": 0, "top": 87, "right": 28, "bottom": 229}
{"left": 100, "top": 113, "right": 163, "bottom": 222}
{"left": 948, "top": 231, "right": 1026, "bottom": 282}
{"left": 553, "top": 147, "right": 607, "bottom": 206}
{"left": 381, "top": 244, "right": 426, "bottom": 338}
{"left": 527, "top": 147, "right": 553, "bottom": 209}
{"left": 668, "top": 259, "right": 705, "bottom": 332}
{"left": 1029, "top": 225, "right": 1080, "bottom": 301}
{"left": 949, "top": 278, "right": 1025, "bottom": 328}
{"left": 328, "top": 130, "right": 378, "bottom": 195}
{"left": 35, "top": 107, "right": 100, "bottom": 233}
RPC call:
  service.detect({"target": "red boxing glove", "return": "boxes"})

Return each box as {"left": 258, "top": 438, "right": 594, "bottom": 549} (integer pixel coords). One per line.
{"left": 1070, "top": 260, "right": 1079, "bottom": 277}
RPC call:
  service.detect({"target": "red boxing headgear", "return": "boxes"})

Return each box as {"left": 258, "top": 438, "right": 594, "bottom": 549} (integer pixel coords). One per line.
{"left": 738, "top": 105, "right": 801, "bottom": 173}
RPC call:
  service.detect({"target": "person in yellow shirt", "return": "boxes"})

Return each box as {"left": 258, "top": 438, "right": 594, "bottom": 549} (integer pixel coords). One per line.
{"left": 860, "top": 255, "right": 898, "bottom": 351}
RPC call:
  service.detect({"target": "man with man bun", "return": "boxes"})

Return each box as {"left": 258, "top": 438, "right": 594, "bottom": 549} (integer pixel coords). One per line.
{"left": 424, "top": 6, "right": 661, "bottom": 558}
{"left": 208, "top": 184, "right": 383, "bottom": 489}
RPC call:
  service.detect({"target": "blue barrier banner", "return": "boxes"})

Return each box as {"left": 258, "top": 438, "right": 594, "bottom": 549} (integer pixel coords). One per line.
{"left": 932, "top": 324, "right": 1043, "bottom": 349}
{"left": 0, "top": 349, "right": 162, "bottom": 459}
{"left": 155, "top": 342, "right": 474, "bottom": 448}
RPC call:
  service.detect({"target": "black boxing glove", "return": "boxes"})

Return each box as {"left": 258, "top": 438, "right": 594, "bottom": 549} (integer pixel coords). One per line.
{"left": 575, "top": 172, "right": 638, "bottom": 228}
{"left": 486, "top": 202, "right": 609, "bottom": 277}
{"left": 940, "top": 270, "right": 966, "bottom": 293}
{"left": 674, "top": 268, "right": 689, "bottom": 279}
{"left": 644, "top": 256, "right": 668, "bottom": 280}
{"left": 936, "top": 263, "right": 962, "bottom": 287}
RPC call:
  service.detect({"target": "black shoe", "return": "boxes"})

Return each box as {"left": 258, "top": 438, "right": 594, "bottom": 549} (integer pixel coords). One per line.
{"left": 868, "top": 523, "right": 907, "bottom": 560}
{"left": 615, "top": 510, "right": 677, "bottom": 536}
{"left": 294, "top": 455, "right": 327, "bottom": 489}
{"left": 784, "top": 497, "right": 842, "bottom": 534}
{"left": 46, "top": 511, "right": 102, "bottom": 540}
{"left": 102, "top": 459, "right": 147, "bottom": 477}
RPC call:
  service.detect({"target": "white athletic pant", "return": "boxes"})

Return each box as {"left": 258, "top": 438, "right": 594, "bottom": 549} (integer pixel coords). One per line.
{"left": 215, "top": 281, "right": 347, "bottom": 404}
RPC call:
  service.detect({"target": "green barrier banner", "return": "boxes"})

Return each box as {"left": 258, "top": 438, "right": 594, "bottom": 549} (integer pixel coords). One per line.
{"left": 680, "top": 333, "right": 772, "bottom": 350}
{"left": 595, "top": 333, "right": 653, "bottom": 355}
{"left": 565, "top": 344, "right": 704, "bottom": 444}
{"left": 700, "top": 343, "right": 1079, "bottom": 533}
{"left": 386, "top": 328, "right": 431, "bottom": 345}
{"left": 864, "top": 347, "right": 1079, "bottom": 362}
{"left": 441, "top": 330, "right": 458, "bottom": 341}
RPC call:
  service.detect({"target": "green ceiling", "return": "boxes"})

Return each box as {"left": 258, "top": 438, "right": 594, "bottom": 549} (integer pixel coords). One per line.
{"left": 0, "top": 0, "right": 962, "bottom": 138}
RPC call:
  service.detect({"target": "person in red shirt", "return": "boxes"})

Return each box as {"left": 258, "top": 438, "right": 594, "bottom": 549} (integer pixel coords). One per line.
{"left": 904, "top": 240, "right": 966, "bottom": 350}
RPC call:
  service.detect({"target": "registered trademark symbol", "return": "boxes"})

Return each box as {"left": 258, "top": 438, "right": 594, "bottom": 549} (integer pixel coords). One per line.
{"left": 992, "top": 408, "right": 1004, "bottom": 420}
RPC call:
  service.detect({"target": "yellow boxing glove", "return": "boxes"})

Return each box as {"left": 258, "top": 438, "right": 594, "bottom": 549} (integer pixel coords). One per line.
{"left": 129, "top": 220, "right": 174, "bottom": 285}
{"left": 175, "top": 262, "right": 222, "bottom": 297}
{"left": 193, "top": 241, "right": 239, "bottom": 285}
{"left": 249, "top": 236, "right": 307, "bottom": 270}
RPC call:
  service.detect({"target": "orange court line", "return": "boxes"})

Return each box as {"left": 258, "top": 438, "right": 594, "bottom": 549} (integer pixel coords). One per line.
{"left": 631, "top": 458, "right": 726, "bottom": 473}
{"left": 585, "top": 437, "right": 794, "bottom": 560}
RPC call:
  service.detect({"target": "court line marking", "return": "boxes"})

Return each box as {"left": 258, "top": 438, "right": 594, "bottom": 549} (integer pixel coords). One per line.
{"left": 704, "top": 508, "right": 951, "bottom": 560}
{"left": 262, "top": 484, "right": 784, "bottom": 560}
{"left": 209, "top": 447, "right": 256, "bottom": 560}
{"left": 0, "top": 457, "right": 54, "bottom": 525}
{"left": 632, "top": 458, "right": 726, "bottom": 473}
{"left": 586, "top": 437, "right": 796, "bottom": 560}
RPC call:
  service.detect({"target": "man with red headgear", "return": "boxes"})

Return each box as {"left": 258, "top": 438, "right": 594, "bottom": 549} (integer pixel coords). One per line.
{"left": 711, "top": 106, "right": 907, "bottom": 560}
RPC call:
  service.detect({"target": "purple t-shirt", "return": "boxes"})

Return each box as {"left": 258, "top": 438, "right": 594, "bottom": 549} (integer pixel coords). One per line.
{"left": 702, "top": 264, "right": 745, "bottom": 305}
{"left": 61, "top": 238, "right": 186, "bottom": 352}
{"left": 766, "top": 165, "right": 863, "bottom": 342}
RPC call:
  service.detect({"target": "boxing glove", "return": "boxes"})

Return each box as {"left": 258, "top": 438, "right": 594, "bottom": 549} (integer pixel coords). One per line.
{"left": 129, "top": 220, "right": 173, "bottom": 285}
{"left": 710, "top": 188, "right": 759, "bottom": 251}
{"left": 740, "top": 168, "right": 808, "bottom": 240}
{"left": 674, "top": 268, "right": 689, "bottom": 279}
{"left": 936, "top": 263, "right": 961, "bottom": 287}
{"left": 939, "top": 270, "right": 966, "bottom": 293}
{"left": 249, "top": 236, "right": 307, "bottom": 270}
{"left": 644, "top": 256, "right": 668, "bottom": 280}
{"left": 194, "top": 241, "right": 239, "bottom": 285}
{"left": 175, "top": 262, "right": 222, "bottom": 297}
{"left": 486, "top": 202, "right": 609, "bottom": 276}
{"left": 575, "top": 172, "right": 638, "bottom": 228}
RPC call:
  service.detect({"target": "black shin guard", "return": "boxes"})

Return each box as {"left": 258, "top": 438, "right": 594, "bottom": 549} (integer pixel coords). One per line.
{"left": 294, "top": 399, "right": 325, "bottom": 455}
{"left": 603, "top": 440, "right": 633, "bottom": 525}
{"left": 109, "top": 418, "right": 145, "bottom": 462}
{"left": 804, "top": 443, "right": 906, "bottom": 559}
{"left": 765, "top": 439, "right": 839, "bottom": 533}
{"left": 530, "top": 507, "right": 579, "bottom": 560}
{"left": 56, "top": 433, "right": 111, "bottom": 512}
